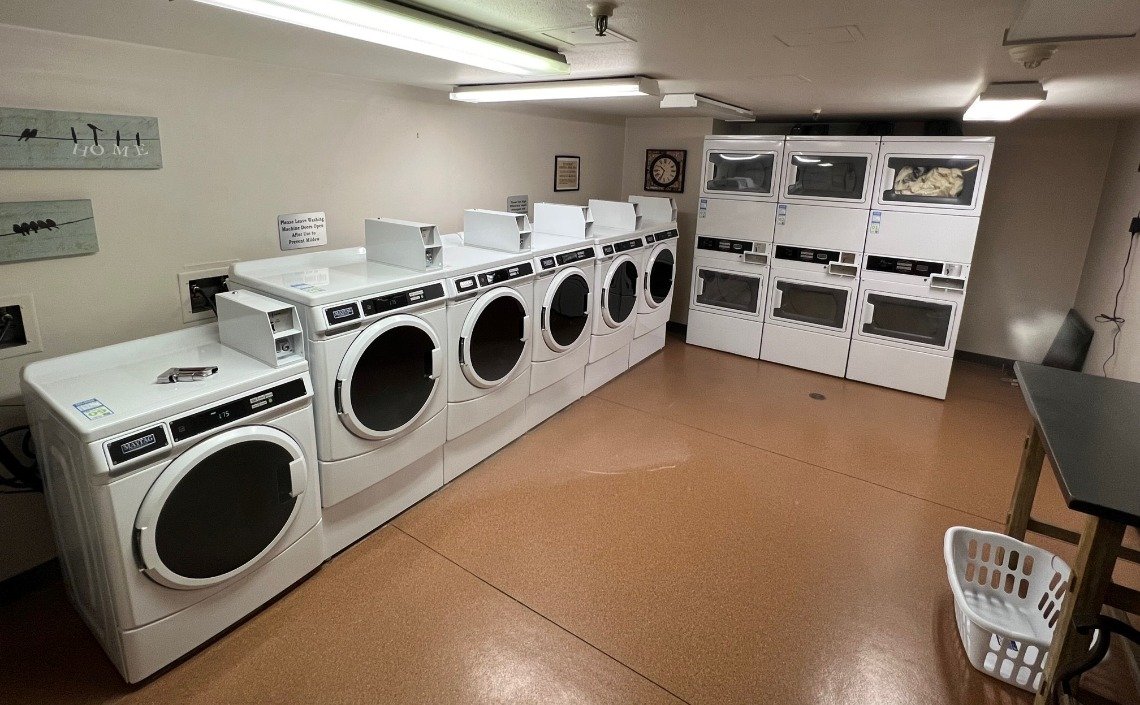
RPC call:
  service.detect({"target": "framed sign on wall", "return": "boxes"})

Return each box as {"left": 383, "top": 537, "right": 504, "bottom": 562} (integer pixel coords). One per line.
{"left": 644, "top": 149, "right": 686, "bottom": 193}
{"left": 554, "top": 155, "right": 580, "bottom": 192}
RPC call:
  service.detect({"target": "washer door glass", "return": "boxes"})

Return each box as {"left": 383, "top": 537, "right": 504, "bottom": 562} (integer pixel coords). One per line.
{"left": 135, "top": 427, "right": 306, "bottom": 589}
{"left": 862, "top": 293, "right": 954, "bottom": 348}
{"left": 603, "top": 256, "right": 639, "bottom": 328}
{"left": 646, "top": 247, "right": 675, "bottom": 307}
{"left": 695, "top": 268, "right": 762, "bottom": 314}
{"left": 461, "top": 289, "right": 528, "bottom": 387}
{"left": 544, "top": 269, "right": 590, "bottom": 352}
{"left": 338, "top": 315, "right": 442, "bottom": 440}
{"left": 772, "top": 279, "right": 849, "bottom": 330}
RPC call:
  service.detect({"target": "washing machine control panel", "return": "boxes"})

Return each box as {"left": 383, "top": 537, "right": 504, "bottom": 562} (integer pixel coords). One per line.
{"left": 360, "top": 282, "right": 445, "bottom": 316}
{"left": 539, "top": 246, "right": 594, "bottom": 271}
{"left": 452, "top": 262, "right": 534, "bottom": 294}
{"left": 645, "top": 229, "right": 679, "bottom": 243}
{"left": 612, "top": 237, "right": 644, "bottom": 254}
{"left": 170, "top": 378, "right": 308, "bottom": 442}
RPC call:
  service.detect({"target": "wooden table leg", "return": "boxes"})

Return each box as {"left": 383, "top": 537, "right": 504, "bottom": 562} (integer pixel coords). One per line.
{"left": 1034, "top": 514, "right": 1126, "bottom": 704}
{"left": 1005, "top": 424, "right": 1045, "bottom": 540}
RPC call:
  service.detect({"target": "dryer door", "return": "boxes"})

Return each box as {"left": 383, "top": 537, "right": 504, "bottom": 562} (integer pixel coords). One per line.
{"left": 643, "top": 244, "right": 675, "bottom": 309}
{"left": 601, "top": 255, "right": 639, "bottom": 328}
{"left": 459, "top": 287, "right": 530, "bottom": 388}
{"left": 336, "top": 314, "right": 442, "bottom": 441}
{"left": 134, "top": 426, "right": 307, "bottom": 590}
{"left": 542, "top": 267, "right": 591, "bottom": 353}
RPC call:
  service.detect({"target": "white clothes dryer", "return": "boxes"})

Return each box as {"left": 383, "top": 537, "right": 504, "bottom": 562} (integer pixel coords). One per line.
{"left": 526, "top": 232, "right": 596, "bottom": 429}
{"left": 584, "top": 226, "right": 647, "bottom": 394}
{"left": 21, "top": 325, "right": 322, "bottom": 683}
{"left": 442, "top": 242, "right": 535, "bottom": 481}
{"left": 759, "top": 244, "right": 862, "bottom": 377}
{"left": 847, "top": 254, "right": 970, "bottom": 399}
{"left": 687, "top": 235, "right": 771, "bottom": 358}
{"left": 229, "top": 248, "right": 448, "bottom": 559}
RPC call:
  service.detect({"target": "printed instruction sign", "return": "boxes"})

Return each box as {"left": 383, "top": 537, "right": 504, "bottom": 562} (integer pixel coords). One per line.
{"left": 278, "top": 211, "right": 327, "bottom": 251}
{"left": 73, "top": 398, "right": 113, "bottom": 420}
{"left": 507, "top": 195, "right": 529, "bottom": 215}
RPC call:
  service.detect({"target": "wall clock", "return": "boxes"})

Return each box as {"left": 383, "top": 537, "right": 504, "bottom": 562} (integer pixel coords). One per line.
{"left": 644, "top": 148, "right": 686, "bottom": 193}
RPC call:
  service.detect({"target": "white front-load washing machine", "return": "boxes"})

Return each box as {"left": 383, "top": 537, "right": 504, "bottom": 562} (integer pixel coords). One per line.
{"left": 583, "top": 225, "right": 647, "bottom": 394}
{"left": 229, "top": 248, "right": 448, "bottom": 559}
{"left": 21, "top": 324, "right": 322, "bottom": 683}
{"left": 525, "top": 231, "right": 596, "bottom": 429}
{"left": 631, "top": 225, "right": 678, "bottom": 366}
{"left": 442, "top": 241, "right": 535, "bottom": 481}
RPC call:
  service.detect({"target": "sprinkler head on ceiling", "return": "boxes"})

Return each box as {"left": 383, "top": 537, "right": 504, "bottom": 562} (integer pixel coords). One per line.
{"left": 588, "top": 2, "right": 616, "bottom": 37}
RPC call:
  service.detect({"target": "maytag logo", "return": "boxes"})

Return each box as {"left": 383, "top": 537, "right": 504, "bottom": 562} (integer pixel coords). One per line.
{"left": 122, "top": 434, "right": 156, "bottom": 455}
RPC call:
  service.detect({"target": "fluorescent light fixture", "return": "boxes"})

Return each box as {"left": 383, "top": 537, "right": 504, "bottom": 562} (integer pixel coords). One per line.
{"left": 187, "top": 0, "right": 569, "bottom": 76}
{"left": 450, "top": 77, "right": 659, "bottom": 103}
{"left": 963, "top": 81, "right": 1047, "bottom": 121}
{"left": 659, "top": 93, "right": 755, "bottom": 121}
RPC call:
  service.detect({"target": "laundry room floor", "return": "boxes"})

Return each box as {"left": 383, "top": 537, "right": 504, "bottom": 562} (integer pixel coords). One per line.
{"left": 2, "top": 333, "right": 1138, "bottom": 705}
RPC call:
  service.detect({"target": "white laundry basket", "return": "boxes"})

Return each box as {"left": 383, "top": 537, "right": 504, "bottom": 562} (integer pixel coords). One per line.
{"left": 944, "top": 526, "right": 1074, "bottom": 692}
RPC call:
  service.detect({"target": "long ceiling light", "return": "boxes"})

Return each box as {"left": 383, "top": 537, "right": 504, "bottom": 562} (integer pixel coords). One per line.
{"left": 660, "top": 93, "right": 755, "bottom": 121}
{"left": 187, "top": 0, "right": 569, "bottom": 76}
{"left": 450, "top": 77, "right": 660, "bottom": 103}
{"left": 963, "top": 81, "right": 1047, "bottom": 121}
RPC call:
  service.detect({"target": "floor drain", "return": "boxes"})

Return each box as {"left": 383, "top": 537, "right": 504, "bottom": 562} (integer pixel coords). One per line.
{"left": 809, "top": 392, "right": 826, "bottom": 400}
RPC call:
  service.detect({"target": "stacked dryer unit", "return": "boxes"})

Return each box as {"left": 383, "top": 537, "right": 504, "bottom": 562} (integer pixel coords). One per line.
{"left": 628, "top": 195, "right": 679, "bottom": 366}
{"left": 759, "top": 136, "right": 880, "bottom": 377}
{"left": 583, "top": 199, "right": 649, "bottom": 394}
{"left": 847, "top": 136, "right": 995, "bottom": 398}
{"left": 21, "top": 313, "right": 323, "bottom": 682}
{"left": 686, "top": 135, "right": 784, "bottom": 357}
{"left": 228, "top": 221, "right": 449, "bottom": 558}
{"left": 442, "top": 210, "right": 535, "bottom": 480}
{"left": 527, "top": 203, "right": 597, "bottom": 429}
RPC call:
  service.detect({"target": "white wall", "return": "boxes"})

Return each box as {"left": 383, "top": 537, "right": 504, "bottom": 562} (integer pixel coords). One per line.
{"left": 957, "top": 120, "right": 1116, "bottom": 361}
{"left": 621, "top": 117, "right": 715, "bottom": 324}
{"left": 0, "top": 24, "right": 625, "bottom": 581}
{"left": 1074, "top": 119, "right": 1140, "bottom": 380}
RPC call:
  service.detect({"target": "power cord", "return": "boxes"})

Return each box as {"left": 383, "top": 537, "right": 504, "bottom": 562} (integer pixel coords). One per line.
{"left": 0, "top": 312, "right": 13, "bottom": 346}
{"left": 1094, "top": 212, "right": 1140, "bottom": 377}
{"left": 0, "top": 424, "right": 40, "bottom": 494}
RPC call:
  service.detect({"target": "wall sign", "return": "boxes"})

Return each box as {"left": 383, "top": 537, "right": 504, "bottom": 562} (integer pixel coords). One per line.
{"left": 554, "top": 155, "right": 580, "bottom": 192}
{"left": 0, "top": 107, "right": 161, "bottom": 170}
{"left": 278, "top": 211, "right": 327, "bottom": 251}
{"left": 507, "top": 194, "right": 529, "bottom": 215}
{"left": 0, "top": 199, "right": 99, "bottom": 264}
{"left": 644, "top": 149, "right": 686, "bottom": 193}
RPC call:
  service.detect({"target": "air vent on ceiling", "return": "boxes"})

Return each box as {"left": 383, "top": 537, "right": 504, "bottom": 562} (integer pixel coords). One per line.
{"left": 774, "top": 25, "right": 864, "bottom": 47}
{"left": 540, "top": 25, "right": 635, "bottom": 46}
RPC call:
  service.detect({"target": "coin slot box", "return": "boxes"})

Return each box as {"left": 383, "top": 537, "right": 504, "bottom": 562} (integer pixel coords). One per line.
{"left": 463, "top": 209, "right": 532, "bottom": 252}
{"left": 365, "top": 218, "right": 443, "bottom": 271}
{"left": 216, "top": 290, "right": 305, "bottom": 367}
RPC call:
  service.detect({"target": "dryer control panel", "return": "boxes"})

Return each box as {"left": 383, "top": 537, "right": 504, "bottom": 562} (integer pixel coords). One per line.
{"left": 698, "top": 237, "right": 755, "bottom": 254}
{"left": 866, "top": 255, "right": 944, "bottom": 277}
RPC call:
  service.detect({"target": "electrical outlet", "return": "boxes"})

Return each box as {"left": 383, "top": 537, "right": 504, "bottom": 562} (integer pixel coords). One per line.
{"left": 178, "top": 262, "right": 234, "bottom": 324}
{"left": 0, "top": 294, "right": 43, "bottom": 361}
{"left": 188, "top": 275, "right": 229, "bottom": 314}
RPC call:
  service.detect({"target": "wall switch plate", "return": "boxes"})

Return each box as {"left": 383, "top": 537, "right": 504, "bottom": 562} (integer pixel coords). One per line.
{"left": 178, "top": 262, "right": 234, "bottom": 324}
{"left": 0, "top": 294, "right": 43, "bottom": 361}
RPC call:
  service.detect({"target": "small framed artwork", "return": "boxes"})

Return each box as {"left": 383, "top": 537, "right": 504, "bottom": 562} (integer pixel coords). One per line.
{"left": 644, "top": 149, "right": 686, "bottom": 193}
{"left": 554, "top": 155, "right": 580, "bottom": 192}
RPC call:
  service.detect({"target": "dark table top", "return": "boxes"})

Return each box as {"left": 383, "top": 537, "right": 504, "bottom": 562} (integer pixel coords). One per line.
{"left": 1015, "top": 362, "right": 1140, "bottom": 527}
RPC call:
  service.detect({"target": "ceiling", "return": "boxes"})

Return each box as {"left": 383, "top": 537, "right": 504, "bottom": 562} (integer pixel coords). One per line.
{"left": 2, "top": 0, "right": 1139, "bottom": 120}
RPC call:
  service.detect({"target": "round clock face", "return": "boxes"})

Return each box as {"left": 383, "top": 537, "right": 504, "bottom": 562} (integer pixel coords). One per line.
{"left": 650, "top": 155, "right": 680, "bottom": 187}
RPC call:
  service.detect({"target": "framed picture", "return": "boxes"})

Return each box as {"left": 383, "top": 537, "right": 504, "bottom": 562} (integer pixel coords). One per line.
{"left": 554, "top": 155, "right": 580, "bottom": 192}
{"left": 644, "top": 149, "right": 686, "bottom": 193}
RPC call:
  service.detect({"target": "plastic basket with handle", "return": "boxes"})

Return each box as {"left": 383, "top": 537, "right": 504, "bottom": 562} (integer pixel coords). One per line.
{"left": 944, "top": 526, "right": 1074, "bottom": 692}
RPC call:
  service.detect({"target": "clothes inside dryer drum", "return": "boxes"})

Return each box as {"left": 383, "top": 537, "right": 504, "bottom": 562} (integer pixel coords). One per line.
{"left": 773, "top": 281, "right": 847, "bottom": 329}
{"left": 607, "top": 260, "right": 639, "bottom": 323}
{"left": 787, "top": 155, "right": 867, "bottom": 199}
{"left": 648, "top": 249, "right": 675, "bottom": 304}
{"left": 706, "top": 152, "right": 774, "bottom": 194}
{"left": 697, "top": 269, "right": 761, "bottom": 312}
{"left": 153, "top": 440, "right": 297, "bottom": 581}
{"left": 348, "top": 325, "right": 436, "bottom": 432}
{"left": 469, "top": 295, "right": 527, "bottom": 382}
{"left": 548, "top": 273, "right": 590, "bottom": 347}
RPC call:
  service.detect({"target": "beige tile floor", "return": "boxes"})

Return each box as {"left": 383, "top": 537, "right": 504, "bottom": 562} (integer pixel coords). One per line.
{"left": 2, "top": 334, "right": 1137, "bottom": 704}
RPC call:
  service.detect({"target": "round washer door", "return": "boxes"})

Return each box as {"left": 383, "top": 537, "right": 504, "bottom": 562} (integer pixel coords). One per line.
{"left": 601, "top": 255, "right": 639, "bottom": 328}
{"left": 541, "top": 267, "right": 591, "bottom": 353}
{"left": 336, "top": 314, "right": 443, "bottom": 441}
{"left": 460, "top": 287, "right": 530, "bottom": 389}
{"left": 134, "top": 426, "right": 307, "bottom": 590}
{"left": 643, "top": 244, "right": 675, "bottom": 309}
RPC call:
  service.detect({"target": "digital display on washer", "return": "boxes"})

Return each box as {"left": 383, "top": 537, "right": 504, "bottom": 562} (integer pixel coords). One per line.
{"left": 613, "top": 238, "right": 643, "bottom": 253}
{"left": 866, "top": 256, "right": 945, "bottom": 277}
{"left": 653, "top": 229, "right": 679, "bottom": 241}
{"left": 774, "top": 245, "right": 841, "bottom": 264}
{"left": 170, "top": 378, "right": 308, "bottom": 442}
{"left": 324, "top": 302, "right": 361, "bottom": 326}
{"left": 361, "top": 283, "right": 445, "bottom": 316}
{"left": 602, "top": 245, "right": 614, "bottom": 255}
{"left": 539, "top": 257, "right": 556, "bottom": 270}
{"left": 106, "top": 425, "right": 169, "bottom": 466}
{"left": 697, "top": 237, "right": 754, "bottom": 254}
{"left": 477, "top": 262, "right": 534, "bottom": 287}
{"left": 555, "top": 247, "right": 594, "bottom": 266}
